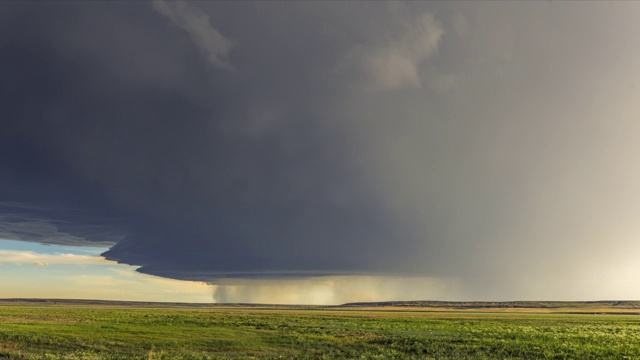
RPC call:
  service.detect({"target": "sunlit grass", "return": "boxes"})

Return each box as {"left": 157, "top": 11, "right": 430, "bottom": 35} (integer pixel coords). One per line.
{"left": 1, "top": 305, "right": 639, "bottom": 359}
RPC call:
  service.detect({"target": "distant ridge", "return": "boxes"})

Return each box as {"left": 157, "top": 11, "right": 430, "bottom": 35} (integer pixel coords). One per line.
{"left": 341, "top": 300, "right": 640, "bottom": 309}
{"left": 2, "top": 299, "right": 640, "bottom": 313}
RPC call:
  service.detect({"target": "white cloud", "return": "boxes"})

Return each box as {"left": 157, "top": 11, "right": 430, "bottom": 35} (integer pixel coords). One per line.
{"left": 153, "top": 0, "right": 233, "bottom": 69}
{"left": 0, "top": 249, "right": 212, "bottom": 302}
{"left": 354, "top": 13, "right": 444, "bottom": 92}
{"left": 0, "top": 250, "right": 112, "bottom": 266}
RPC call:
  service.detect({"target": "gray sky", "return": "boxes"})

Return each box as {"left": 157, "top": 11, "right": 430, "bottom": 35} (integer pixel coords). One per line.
{"left": 2, "top": 1, "right": 640, "bottom": 303}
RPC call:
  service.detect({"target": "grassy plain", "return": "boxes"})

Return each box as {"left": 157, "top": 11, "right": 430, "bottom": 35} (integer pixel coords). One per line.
{"left": 1, "top": 300, "right": 640, "bottom": 359}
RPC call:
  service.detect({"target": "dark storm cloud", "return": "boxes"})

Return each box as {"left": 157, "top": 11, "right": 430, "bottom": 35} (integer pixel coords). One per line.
{"left": 0, "top": 1, "right": 430, "bottom": 280}
{"left": 3, "top": 0, "right": 640, "bottom": 301}
{"left": 0, "top": 202, "right": 122, "bottom": 247}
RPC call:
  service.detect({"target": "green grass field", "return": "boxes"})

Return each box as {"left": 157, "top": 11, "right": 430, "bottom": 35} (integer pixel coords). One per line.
{"left": 1, "top": 301, "right": 640, "bottom": 359}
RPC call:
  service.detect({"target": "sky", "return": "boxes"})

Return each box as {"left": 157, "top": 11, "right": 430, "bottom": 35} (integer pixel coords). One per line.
{"left": 0, "top": 239, "right": 212, "bottom": 302}
{"left": 2, "top": 1, "right": 640, "bottom": 304}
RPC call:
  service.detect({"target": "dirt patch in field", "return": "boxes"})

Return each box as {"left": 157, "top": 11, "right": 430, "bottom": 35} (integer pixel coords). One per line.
{"left": 0, "top": 316, "right": 83, "bottom": 323}
{"left": 0, "top": 340, "right": 19, "bottom": 352}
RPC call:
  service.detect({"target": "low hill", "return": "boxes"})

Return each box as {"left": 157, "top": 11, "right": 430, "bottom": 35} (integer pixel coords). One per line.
{"left": 2, "top": 298, "right": 640, "bottom": 313}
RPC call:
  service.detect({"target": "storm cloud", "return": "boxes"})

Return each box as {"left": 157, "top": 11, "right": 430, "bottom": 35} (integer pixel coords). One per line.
{"left": 2, "top": 1, "right": 640, "bottom": 302}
